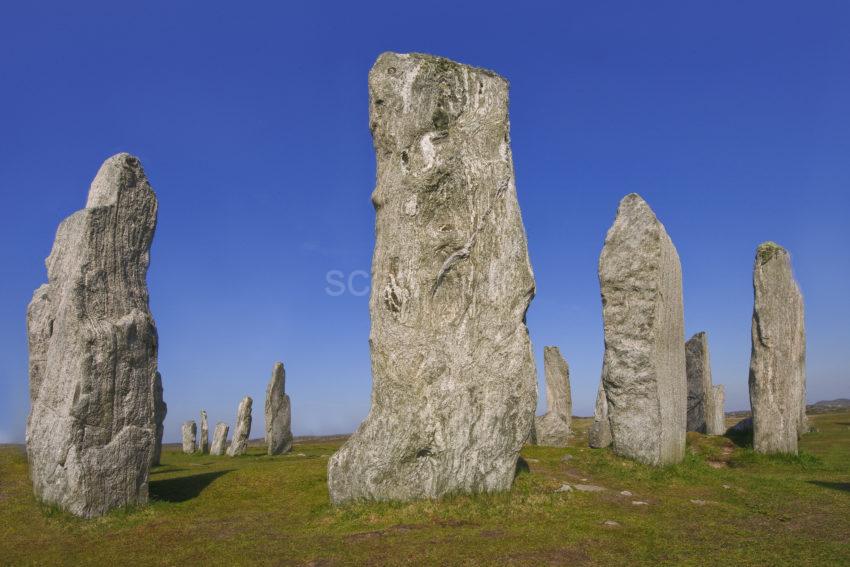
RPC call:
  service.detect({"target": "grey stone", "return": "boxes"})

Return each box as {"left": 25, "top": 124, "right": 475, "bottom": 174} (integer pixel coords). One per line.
{"left": 749, "top": 242, "right": 807, "bottom": 454}
{"left": 152, "top": 372, "right": 166, "bottom": 466}
{"left": 227, "top": 397, "right": 253, "bottom": 456}
{"left": 182, "top": 421, "right": 197, "bottom": 454}
{"left": 199, "top": 410, "right": 209, "bottom": 454}
{"left": 686, "top": 332, "right": 713, "bottom": 433}
{"left": 265, "top": 362, "right": 293, "bottom": 455}
{"left": 25, "top": 153, "right": 159, "bottom": 518}
{"left": 598, "top": 194, "right": 686, "bottom": 466}
{"left": 533, "top": 346, "right": 572, "bottom": 447}
{"left": 588, "top": 379, "right": 612, "bottom": 448}
{"left": 327, "top": 52, "right": 537, "bottom": 504}
{"left": 730, "top": 417, "right": 752, "bottom": 433}
{"left": 555, "top": 484, "right": 573, "bottom": 493}
{"left": 573, "top": 484, "right": 606, "bottom": 492}
{"left": 707, "top": 385, "right": 726, "bottom": 436}
{"left": 210, "top": 422, "right": 229, "bottom": 456}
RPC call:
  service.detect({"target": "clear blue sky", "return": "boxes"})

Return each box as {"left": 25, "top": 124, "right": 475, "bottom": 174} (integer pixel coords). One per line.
{"left": 1, "top": 2, "right": 848, "bottom": 443}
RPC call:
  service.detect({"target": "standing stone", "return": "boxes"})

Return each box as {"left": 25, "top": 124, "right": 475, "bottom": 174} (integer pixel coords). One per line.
{"left": 25, "top": 153, "right": 159, "bottom": 518}
{"left": 749, "top": 242, "right": 806, "bottom": 454}
{"left": 685, "top": 332, "right": 714, "bottom": 433}
{"left": 588, "top": 378, "right": 612, "bottom": 448}
{"left": 210, "top": 423, "right": 229, "bottom": 456}
{"left": 327, "top": 52, "right": 537, "bottom": 504}
{"left": 707, "top": 385, "right": 726, "bottom": 436}
{"left": 182, "top": 421, "right": 197, "bottom": 454}
{"left": 534, "top": 346, "right": 572, "bottom": 446}
{"left": 152, "top": 372, "right": 167, "bottom": 466}
{"left": 265, "top": 362, "right": 293, "bottom": 455}
{"left": 598, "top": 194, "right": 686, "bottom": 466}
{"left": 227, "top": 397, "right": 253, "bottom": 456}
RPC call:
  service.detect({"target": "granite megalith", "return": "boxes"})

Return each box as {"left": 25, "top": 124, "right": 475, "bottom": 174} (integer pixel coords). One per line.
{"left": 227, "top": 397, "right": 253, "bottom": 456}
{"left": 265, "top": 362, "right": 293, "bottom": 455}
{"left": 327, "top": 52, "right": 537, "bottom": 504}
{"left": 25, "top": 153, "right": 159, "bottom": 518}
{"left": 152, "top": 372, "right": 166, "bottom": 466}
{"left": 685, "top": 332, "right": 715, "bottom": 433}
{"left": 534, "top": 346, "right": 572, "bottom": 447}
{"left": 199, "top": 410, "right": 209, "bottom": 454}
{"left": 598, "top": 193, "right": 686, "bottom": 466}
{"left": 210, "top": 423, "right": 229, "bottom": 456}
{"left": 748, "top": 242, "right": 806, "bottom": 454}
{"left": 707, "top": 384, "right": 726, "bottom": 436}
{"left": 182, "top": 421, "right": 197, "bottom": 454}
{"left": 588, "top": 377, "right": 612, "bottom": 449}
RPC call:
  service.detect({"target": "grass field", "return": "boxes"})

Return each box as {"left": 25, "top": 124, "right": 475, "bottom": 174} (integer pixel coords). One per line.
{"left": 1, "top": 412, "right": 848, "bottom": 566}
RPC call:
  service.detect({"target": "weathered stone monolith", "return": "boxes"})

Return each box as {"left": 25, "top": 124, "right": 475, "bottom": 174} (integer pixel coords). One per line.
{"left": 707, "top": 385, "right": 725, "bottom": 436}
{"left": 25, "top": 153, "right": 159, "bottom": 518}
{"left": 749, "top": 242, "right": 806, "bottom": 454}
{"left": 265, "top": 362, "right": 293, "bottom": 455}
{"left": 227, "top": 397, "right": 253, "bottom": 456}
{"left": 199, "top": 410, "right": 209, "bottom": 454}
{"left": 686, "top": 332, "right": 713, "bottom": 433}
{"left": 588, "top": 378, "right": 612, "bottom": 448}
{"left": 152, "top": 372, "right": 166, "bottom": 466}
{"left": 327, "top": 52, "right": 537, "bottom": 504}
{"left": 210, "top": 423, "right": 229, "bottom": 456}
{"left": 598, "top": 193, "right": 686, "bottom": 466}
{"left": 182, "top": 421, "right": 196, "bottom": 454}
{"left": 534, "top": 347, "right": 572, "bottom": 447}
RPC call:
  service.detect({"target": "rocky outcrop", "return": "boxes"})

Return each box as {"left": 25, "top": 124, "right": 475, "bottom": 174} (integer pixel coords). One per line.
{"left": 707, "top": 385, "right": 725, "bottom": 436}
{"left": 685, "top": 332, "right": 713, "bottom": 433}
{"left": 588, "top": 378, "right": 612, "bottom": 448}
{"left": 199, "top": 410, "right": 209, "bottom": 454}
{"left": 210, "top": 423, "right": 229, "bottom": 456}
{"left": 749, "top": 242, "right": 806, "bottom": 454}
{"left": 25, "top": 153, "right": 159, "bottom": 518}
{"left": 182, "top": 421, "right": 197, "bottom": 454}
{"left": 265, "top": 362, "right": 293, "bottom": 455}
{"left": 598, "top": 194, "right": 686, "bottom": 466}
{"left": 152, "top": 372, "right": 166, "bottom": 466}
{"left": 227, "top": 397, "right": 253, "bottom": 456}
{"left": 327, "top": 52, "right": 537, "bottom": 504}
{"left": 534, "top": 346, "right": 572, "bottom": 446}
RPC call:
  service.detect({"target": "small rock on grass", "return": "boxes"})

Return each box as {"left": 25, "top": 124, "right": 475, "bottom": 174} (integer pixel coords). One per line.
{"left": 602, "top": 520, "right": 621, "bottom": 527}
{"left": 574, "top": 484, "right": 606, "bottom": 492}
{"left": 561, "top": 454, "right": 574, "bottom": 462}
{"left": 555, "top": 484, "right": 573, "bottom": 493}
{"left": 632, "top": 501, "right": 648, "bottom": 506}
{"left": 690, "top": 499, "right": 707, "bottom": 505}
{"left": 620, "top": 490, "right": 632, "bottom": 497}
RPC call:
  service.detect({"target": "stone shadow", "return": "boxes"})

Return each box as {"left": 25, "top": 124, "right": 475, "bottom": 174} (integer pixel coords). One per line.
{"left": 150, "top": 469, "right": 233, "bottom": 503}
{"left": 515, "top": 457, "right": 530, "bottom": 477}
{"left": 808, "top": 481, "right": 850, "bottom": 493}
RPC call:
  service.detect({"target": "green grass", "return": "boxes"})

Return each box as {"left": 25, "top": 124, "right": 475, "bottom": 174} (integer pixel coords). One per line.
{"left": 1, "top": 413, "right": 849, "bottom": 566}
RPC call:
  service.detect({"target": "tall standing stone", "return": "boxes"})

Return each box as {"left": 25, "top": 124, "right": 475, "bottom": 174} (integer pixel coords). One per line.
{"left": 588, "top": 374, "right": 613, "bottom": 448}
{"left": 26, "top": 153, "right": 159, "bottom": 518}
{"left": 199, "top": 410, "right": 209, "bottom": 454}
{"left": 182, "top": 421, "right": 197, "bottom": 454}
{"left": 152, "top": 372, "right": 167, "bottom": 466}
{"left": 227, "top": 397, "right": 253, "bottom": 457}
{"left": 265, "top": 362, "right": 293, "bottom": 455}
{"left": 598, "top": 194, "right": 686, "bottom": 466}
{"left": 749, "top": 242, "right": 806, "bottom": 454}
{"left": 210, "top": 423, "right": 229, "bottom": 456}
{"left": 685, "top": 332, "right": 714, "bottom": 433}
{"left": 534, "top": 347, "right": 572, "bottom": 446}
{"left": 327, "top": 52, "right": 537, "bottom": 504}
{"left": 707, "top": 385, "right": 726, "bottom": 435}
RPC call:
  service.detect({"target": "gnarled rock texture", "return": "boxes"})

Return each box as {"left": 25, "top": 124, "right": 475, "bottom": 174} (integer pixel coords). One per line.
{"left": 152, "top": 372, "right": 166, "bottom": 466}
{"left": 210, "top": 423, "right": 229, "bottom": 456}
{"left": 227, "top": 397, "right": 253, "bottom": 457}
{"left": 749, "top": 242, "right": 806, "bottom": 454}
{"left": 598, "top": 194, "right": 686, "bottom": 466}
{"left": 25, "top": 153, "right": 159, "bottom": 518}
{"left": 534, "top": 346, "right": 572, "bottom": 447}
{"left": 199, "top": 410, "right": 209, "bottom": 454}
{"left": 182, "top": 421, "right": 196, "bottom": 454}
{"left": 707, "top": 385, "right": 726, "bottom": 436}
{"left": 686, "top": 332, "right": 714, "bottom": 433}
{"left": 327, "top": 52, "right": 537, "bottom": 504}
{"left": 588, "top": 378, "right": 612, "bottom": 449}
{"left": 265, "top": 362, "right": 293, "bottom": 455}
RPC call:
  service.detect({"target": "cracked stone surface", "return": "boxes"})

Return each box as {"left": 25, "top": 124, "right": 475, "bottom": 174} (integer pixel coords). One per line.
{"left": 26, "top": 153, "right": 159, "bottom": 518}
{"left": 265, "top": 362, "right": 293, "bottom": 455}
{"left": 152, "top": 372, "right": 166, "bottom": 466}
{"left": 598, "top": 194, "right": 686, "bottom": 466}
{"left": 533, "top": 346, "right": 572, "bottom": 447}
{"left": 210, "top": 423, "right": 229, "bottom": 456}
{"left": 589, "top": 378, "right": 612, "bottom": 449}
{"left": 686, "top": 332, "right": 714, "bottom": 433}
{"left": 749, "top": 242, "right": 806, "bottom": 454}
{"left": 327, "top": 52, "right": 537, "bottom": 504}
{"left": 182, "top": 421, "right": 196, "bottom": 454}
{"left": 707, "top": 384, "right": 726, "bottom": 436}
{"left": 227, "top": 397, "right": 253, "bottom": 457}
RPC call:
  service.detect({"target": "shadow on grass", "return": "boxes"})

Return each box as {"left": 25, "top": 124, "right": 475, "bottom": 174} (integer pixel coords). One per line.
{"left": 808, "top": 481, "right": 850, "bottom": 493}
{"left": 515, "top": 457, "right": 530, "bottom": 477}
{"left": 150, "top": 470, "right": 233, "bottom": 503}
{"left": 725, "top": 428, "right": 753, "bottom": 449}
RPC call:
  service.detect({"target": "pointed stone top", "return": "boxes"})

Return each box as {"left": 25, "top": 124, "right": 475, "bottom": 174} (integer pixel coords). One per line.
{"left": 86, "top": 153, "right": 149, "bottom": 209}
{"left": 687, "top": 331, "right": 707, "bottom": 343}
{"left": 616, "top": 193, "right": 655, "bottom": 218}
{"left": 755, "top": 241, "right": 789, "bottom": 266}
